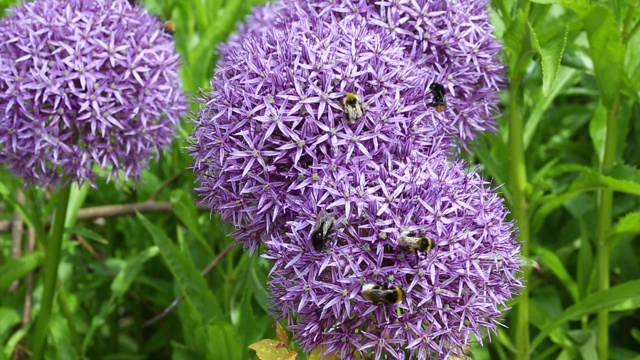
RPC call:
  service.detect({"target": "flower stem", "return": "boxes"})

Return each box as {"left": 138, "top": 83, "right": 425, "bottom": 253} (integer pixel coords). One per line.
{"left": 31, "top": 185, "right": 71, "bottom": 360}
{"left": 596, "top": 98, "right": 619, "bottom": 360}
{"left": 509, "top": 76, "right": 530, "bottom": 360}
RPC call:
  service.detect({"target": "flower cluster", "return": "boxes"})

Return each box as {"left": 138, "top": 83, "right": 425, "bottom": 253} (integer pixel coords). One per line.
{"left": 300, "top": 0, "right": 505, "bottom": 146}
{"left": 264, "top": 150, "right": 522, "bottom": 359}
{"left": 0, "top": 0, "right": 187, "bottom": 186}
{"left": 190, "top": 3, "right": 458, "bottom": 253}
{"left": 190, "top": 0, "right": 521, "bottom": 359}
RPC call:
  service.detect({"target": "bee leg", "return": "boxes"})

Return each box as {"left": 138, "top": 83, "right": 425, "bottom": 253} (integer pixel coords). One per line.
{"left": 414, "top": 250, "right": 420, "bottom": 267}
{"left": 383, "top": 305, "right": 389, "bottom": 323}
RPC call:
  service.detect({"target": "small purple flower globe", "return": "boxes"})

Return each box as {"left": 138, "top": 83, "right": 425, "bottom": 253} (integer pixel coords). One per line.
{"left": 189, "top": 4, "right": 459, "bottom": 253}
{"left": 285, "top": 0, "right": 506, "bottom": 146}
{"left": 0, "top": 0, "right": 187, "bottom": 186}
{"left": 264, "top": 150, "right": 522, "bottom": 359}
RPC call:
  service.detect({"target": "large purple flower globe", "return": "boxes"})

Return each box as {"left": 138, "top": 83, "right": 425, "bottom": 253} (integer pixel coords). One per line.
{"left": 264, "top": 150, "right": 522, "bottom": 359}
{"left": 189, "top": 5, "right": 459, "bottom": 253}
{"left": 0, "top": 0, "right": 187, "bottom": 186}
{"left": 279, "top": 0, "right": 505, "bottom": 146}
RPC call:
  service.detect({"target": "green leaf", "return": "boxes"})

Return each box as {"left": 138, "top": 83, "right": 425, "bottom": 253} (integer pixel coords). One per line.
{"left": 50, "top": 314, "right": 79, "bottom": 360}
{"left": 532, "top": 167, "right": 640, "bottom": 230}
{"left": 0, "top": 252, "right": 44, "bottom": 292}
{"left": 111, "top": 246, "right": 160, "bottom": 299}
{"left": 532, "top": 280, "right": 640, "bottom": 349}
{"left": 171, "top": 341, "right": 200, "bottom": 360}
{"left": 609, "top": 212, "right": 640, "bottom": 241}
{"left": 524, "top": 66, "right": 582, "bottom": 149}
{"left": 137, "top": 213, "right": 222, "bottom": 327}
{"left": 529, "top": 0, "right": 591, "bottom": 15}
{"left": 81, "top": 302, "right": 116, "bottom": 354}
{"left": 568, "top": 330, "right": 597, "bottom": 360}
{"left": 535, "top": 247, "right": 579, "bottom": 302}
{"left": 208, "top": 323, "right": 242, "bottom": 360}
{"left": 251, "top": 266, "right": 271, "bottom": 314}
{"left": 170, "top": 189, "right": 213, "bottom": 257}
{"left": 66, "top": 226, "right": 109, "bottom": 245}
{"left": 530, "top": 23, "right": 568, "bottom": 95}
{"left": 0, "top": 307, "right": 21, "bottom": 343}
{"left": 584, "top": 6, "right": 625, "bottom": 110}
{"left": 503, "top": 10, "right": 534, "bottom": 77}
{"left": 577, "top": 236, "right": 593, "bottom": 300}
{"left": 0, "top": 182, "right": 35, "bottom": 229}
{"left": 588, "top": 101, "right": 607, "bottom": 164}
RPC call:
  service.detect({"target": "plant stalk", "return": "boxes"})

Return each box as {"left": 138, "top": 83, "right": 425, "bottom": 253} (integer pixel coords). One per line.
{"left": 509, "top": 76, "right": 530, "bottom": 360}
{"left": 596, "top": 98, "right": 619, "bottom": 360}
{"left": 31, "top": 185, "right": 72, "bottom": 360}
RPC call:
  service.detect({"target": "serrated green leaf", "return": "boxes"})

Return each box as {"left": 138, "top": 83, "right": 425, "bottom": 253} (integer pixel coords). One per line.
{"left": 540, "top": 27, "right": 568, "bottom": 95}
{"left": 584, "top": 6, "right": 624, "bottom": 110}
{"left": 532, "top": 280, "right": 640, "bottom": 350}
{"left": 589, "top": 101, "right": 607, "bottom": 163}
{"left": 609, "top": 212, "right": 640, "bottom": 240}
{"left": 137, "top": 213, "right": 222, "bottom": 327}
{"left": 111, "top": 246, "right": 160, "bottom": 299}
{"left": 535, "top": 247, "right": 579, "bottom": 302}
{"left": 0, "top": 252, "right": 44, "bottom": 292}
{"left": 524, "top": 66, "right": 582, "bottom": 149}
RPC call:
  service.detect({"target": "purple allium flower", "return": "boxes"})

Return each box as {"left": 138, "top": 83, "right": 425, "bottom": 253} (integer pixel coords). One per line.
{"left": 282, "top": 0, "right": 505, "bottom": 146}
{"left": 189, "top": 4, "right": 459, "bottom": 253}
{"left": 264, "top": 150, "right": 522, "bottom": 359}
{"left": 0, "top": 0, "right": 187, "bottom": 186}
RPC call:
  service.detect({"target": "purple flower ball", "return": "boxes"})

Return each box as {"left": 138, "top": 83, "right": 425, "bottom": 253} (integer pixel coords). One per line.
{"left": 0, "top": 0, "right": 187, "bottom": 186}
{"left": 282, "top": 0, "right": 505, "bottom": 146}
{"left": 264, "top": 150, "right": 522, "bottom": 359}
{"left": 189, "top": 4, "right": 458, "bottom": 253}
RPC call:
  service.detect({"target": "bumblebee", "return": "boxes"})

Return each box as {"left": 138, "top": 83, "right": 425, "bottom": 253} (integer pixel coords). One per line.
{"left": 163, "top": 20, "right": 176, "bottom": 35}
{"left": 310, "top": 213, "right": 336, "bottom": 251}
{"left": 427, "top": 83, "right": 446, "bottom": 113}
{"left": 397, "top": 231, "right": 435, "bottom": 253}
{"left": 361, "top": 283, "right": 405, "bottom": 305}
{"left": 342, "top": 92, "right": 364, "bottom": 123}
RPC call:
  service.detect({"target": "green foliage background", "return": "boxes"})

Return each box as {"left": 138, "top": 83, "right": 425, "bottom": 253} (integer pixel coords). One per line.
{"left": 1, "top": 0, "right": 640, "bottom": 359}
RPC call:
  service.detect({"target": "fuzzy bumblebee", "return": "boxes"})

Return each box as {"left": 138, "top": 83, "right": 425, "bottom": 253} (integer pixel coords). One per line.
{"left": 427, "top": 83, "right": 446, "bottom": 113}
{"left": 397, "top": 231, "right": 435, "bottom": 253}
{"left": 342, "top": 92, "right": 364, "bottom": 123}
{"left": 163, "top": 20, "right": 176, "bottom": 35}
{"left": 310, "top": 213, "right": 336, "bottom": 251}
{"left": 361, "top": 283, "right": 405, "bottom": 305}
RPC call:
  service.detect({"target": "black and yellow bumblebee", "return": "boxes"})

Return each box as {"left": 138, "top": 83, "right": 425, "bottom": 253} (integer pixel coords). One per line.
{"left": 342, "top": 92, "right": 364, "bottom": 123}
{"left": 310, "top": 213, "right": 336, "bottom": 251}
{"left": 361, "top": 283, "right": 405, "bottom": 305}
{"left": 427, "top": 83, "right": 446, "bottom": 113}
{"left": 397, "top": 231, "right": 435, "bottom": 253}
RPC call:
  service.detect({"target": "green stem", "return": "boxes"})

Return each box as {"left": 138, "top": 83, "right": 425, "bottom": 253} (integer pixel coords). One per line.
{"left": 596, "top": 98, "right": 619, "bottom": 360}
{"left": 509, "top": 76, "right": 531, "bottom": 360}
{"left": 31, "top": 185, "right": 72, "bottom": 360}
{"left": 58, "top": 283, "right": 82, "bottom": 355}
